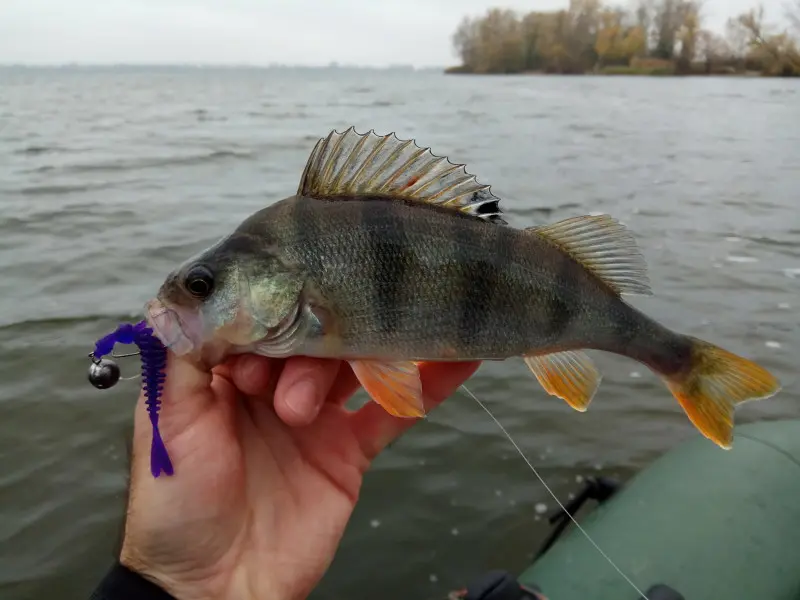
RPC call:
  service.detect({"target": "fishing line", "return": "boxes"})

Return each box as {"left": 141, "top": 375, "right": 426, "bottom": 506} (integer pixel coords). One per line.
{"left": 460, "top": 384, "right": 651, "bottom": 600}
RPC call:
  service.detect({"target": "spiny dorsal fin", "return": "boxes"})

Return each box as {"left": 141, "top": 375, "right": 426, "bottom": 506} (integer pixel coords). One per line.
{"left": 297, "top": 127, "right": 506, "bottom": 224}
{"left": 529, "top": 214, "right": 652, "bottom": 296}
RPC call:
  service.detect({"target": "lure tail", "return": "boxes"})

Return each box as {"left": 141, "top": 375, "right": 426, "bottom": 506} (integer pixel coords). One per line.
{"left": 136, "top": 324, "right": 173, "bottom": 477}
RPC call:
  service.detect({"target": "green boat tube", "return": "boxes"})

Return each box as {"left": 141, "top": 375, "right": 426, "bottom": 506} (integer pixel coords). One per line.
{"left": 516, "top": 418, "right": 800, "bottom": 600}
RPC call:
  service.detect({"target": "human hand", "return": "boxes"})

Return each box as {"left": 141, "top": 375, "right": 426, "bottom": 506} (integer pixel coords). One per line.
{"left": 119, "top": 354, "right": 481, "bottom": 600}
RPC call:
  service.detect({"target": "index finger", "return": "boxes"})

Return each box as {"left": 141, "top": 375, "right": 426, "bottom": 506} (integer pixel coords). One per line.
{"left": 229, "top": 354, "right": 279, "bottom": 396}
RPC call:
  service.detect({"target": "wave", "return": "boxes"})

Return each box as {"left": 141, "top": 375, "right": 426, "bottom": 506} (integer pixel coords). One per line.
{"left": 0, "top": 207, "right": 142, "bottom": 230}
{"left": 18, "top": 182, "right": 117, "bottom": 196}
{"left": 14, "top": 145, "right": 73, "bottom": 156}
{"left": 0, "top": 314, "right": 143, "bottom": 333}
{"left": 32, "top": 149, "right": 256, "bottom": 176}
{"left": 744, "top": 235, "right": 800, "bottom": 249}
{"left": 261, "top": 111, "right": 315, "bottom": 119}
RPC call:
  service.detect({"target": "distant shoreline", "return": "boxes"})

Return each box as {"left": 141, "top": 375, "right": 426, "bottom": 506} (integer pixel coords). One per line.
{"left": 448, "top": 3, "right": 800, "bottom": 80}
{"left": 443, "top": 65, "right": 793, "bottom": 77}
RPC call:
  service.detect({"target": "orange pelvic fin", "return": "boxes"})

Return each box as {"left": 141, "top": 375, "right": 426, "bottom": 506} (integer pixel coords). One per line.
{"left": 350, "top": 359, "right": 425, "bottom": 418}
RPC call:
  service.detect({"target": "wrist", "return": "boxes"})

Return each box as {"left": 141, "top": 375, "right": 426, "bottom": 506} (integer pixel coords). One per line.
{"left": 91, "top": 561, "right": 177, "bottom": 600}
{"left": 119, "top": 545, "right": 296, "bottom": 600}
{"left": 119, "top": 546, "right": 216, "bottom": 600}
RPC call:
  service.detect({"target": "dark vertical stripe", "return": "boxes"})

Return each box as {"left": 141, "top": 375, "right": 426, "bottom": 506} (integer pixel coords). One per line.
{"left": 454, "top": 220, "right": 502, "bottom": 351}
{"left": 610, "top": 295, "right": 640, "bottom": 357}
{"left": 361, "top": 199, "right": 411, "bottom": 336}
{"left": 291, "top": 196, "right": 323, "bottom": 273}
{"left": 541, "top": 249, "right": 580, "bottom": 343}
{"left": 532, "top": 234, "right": 586, "bottom": 344}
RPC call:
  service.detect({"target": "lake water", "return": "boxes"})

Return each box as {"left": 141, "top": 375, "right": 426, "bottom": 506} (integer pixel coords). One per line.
{"left": 0, "top": 67, "right": 797, "bottom": 600}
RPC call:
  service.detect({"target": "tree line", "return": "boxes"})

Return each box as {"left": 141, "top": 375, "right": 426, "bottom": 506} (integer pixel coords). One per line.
{"left": 449, "top": 0, "right": 800, "bottom": 76}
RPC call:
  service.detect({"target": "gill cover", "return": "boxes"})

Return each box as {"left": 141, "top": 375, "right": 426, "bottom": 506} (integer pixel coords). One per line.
{"left": 238, "top": 264, "right": 306, "bottom": 334}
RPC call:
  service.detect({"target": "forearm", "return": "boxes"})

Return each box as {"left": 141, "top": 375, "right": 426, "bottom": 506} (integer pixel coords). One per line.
{"left": 90, "top": 561, "right": 177, "bottom": 600}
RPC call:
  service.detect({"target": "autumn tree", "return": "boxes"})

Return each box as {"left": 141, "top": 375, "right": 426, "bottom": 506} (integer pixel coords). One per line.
{"left": 567, "top": 0, "right": 604, "bottom": 67}
{"left": 730, "top": 4, "right": 800, "bottom": 75}
{"left": 453, "top": 16, "right": 481, "bottom": 71}
{"left": 520, "top": 11, "right": 557, "bottom": 71}
{"left": 696, "top": 30, "right": 734, "bottom": 72}
{"left": 449, "top": 0, "right": 796, "bottom": 75}
{"left": 520, "top": 9, "right": 586, "bottom": 73}
{"left": 652, "top": 0, "right": 678, "bottom": 58}
{"left": 482, "top": 9, "right": 526, "bottom": 73}
{"left": 675, "top": 0, "right": 704, "bottom": 72}
{"left": 451, "top": 9, "right": 525, "bottom": 73}
{"left": 595, "top": 8, "right": 647, "bottom": 67}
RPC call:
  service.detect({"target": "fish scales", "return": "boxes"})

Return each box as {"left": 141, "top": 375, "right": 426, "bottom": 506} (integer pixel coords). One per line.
{"left": 146, "top": 127, "right": 781, "bottom": 449}
{"left": 240, "top": 195, "right": 639, "bottom": 361}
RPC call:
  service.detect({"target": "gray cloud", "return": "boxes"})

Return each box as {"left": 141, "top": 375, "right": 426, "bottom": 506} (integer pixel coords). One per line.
{"left": 0, "top": 0, "right": 792, "bottom": 67}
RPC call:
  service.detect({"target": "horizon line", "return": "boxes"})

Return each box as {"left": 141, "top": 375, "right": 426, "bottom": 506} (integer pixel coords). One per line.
{"left": 0, "top": 62, "right": 449, "bottom": 70}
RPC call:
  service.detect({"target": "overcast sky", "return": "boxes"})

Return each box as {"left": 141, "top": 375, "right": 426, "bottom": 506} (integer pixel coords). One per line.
{"left": 0, "top": 0, "right": 793, "bottom": 67}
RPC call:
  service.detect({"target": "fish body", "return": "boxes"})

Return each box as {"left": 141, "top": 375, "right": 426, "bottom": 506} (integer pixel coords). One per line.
{"left": 220, "top": 196, "right": 673, "bottom": 365}
{"left": 146, "top": 127, "right": 781, "bottom": 449}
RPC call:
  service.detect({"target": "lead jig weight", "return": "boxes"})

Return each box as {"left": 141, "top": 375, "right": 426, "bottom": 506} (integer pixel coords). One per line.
{"left": 87, "top": 355, "right": 121, "bottom": 389}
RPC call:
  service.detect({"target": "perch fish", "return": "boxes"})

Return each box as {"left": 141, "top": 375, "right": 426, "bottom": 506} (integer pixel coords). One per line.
{"left": 145, "top": 127, "right": 781, "bottom": 449}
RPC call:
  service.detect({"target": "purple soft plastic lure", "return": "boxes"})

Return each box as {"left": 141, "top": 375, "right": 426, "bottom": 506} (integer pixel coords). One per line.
{"left": 92, "top": 320, "right": 174, "bottom": 477}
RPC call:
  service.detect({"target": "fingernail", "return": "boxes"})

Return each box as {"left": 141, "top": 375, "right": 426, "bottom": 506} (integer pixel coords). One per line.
{"left": 287, "top": 379, "right": 320, "bottom": 422}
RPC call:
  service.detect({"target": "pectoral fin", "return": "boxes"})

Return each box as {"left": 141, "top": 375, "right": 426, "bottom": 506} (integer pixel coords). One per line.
{"left": 350, "top": 359, "right": 425, "bottom": 418}
{"left": 524, "top": 350, "right": 602, "bottom": 412}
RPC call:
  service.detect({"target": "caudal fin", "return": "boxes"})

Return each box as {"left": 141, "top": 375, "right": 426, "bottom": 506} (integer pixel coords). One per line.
{"left": 663, "top": 337, "right": 781, "bottom": 449}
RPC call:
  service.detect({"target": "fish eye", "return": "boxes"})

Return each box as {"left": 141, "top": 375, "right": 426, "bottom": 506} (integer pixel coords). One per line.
{"left": 185, "top": 265, "right": 214, "bottom": 298}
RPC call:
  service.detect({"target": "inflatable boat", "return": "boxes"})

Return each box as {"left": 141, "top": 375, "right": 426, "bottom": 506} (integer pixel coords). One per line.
{"left": 450, "top": 418, "right": 800, "bottom": 600}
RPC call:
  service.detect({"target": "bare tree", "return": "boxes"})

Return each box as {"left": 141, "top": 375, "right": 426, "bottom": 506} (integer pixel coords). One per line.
{"left": 725, "top": 15, "right": 750, "bottom": 59}
{"left": 732, "top": 4, "right": 800, "bottom": 74}
{"left": 452, "top": 16, "right": 480, "bottom": 70}
{"left": 786, "top": 0, "right": 800, "bottom": 34}
{"left": 675, "top": 0, "right": 704, "bottom": 71}
{"left": 632, "top": 0, "right": 657, "bottom": 51}
{"left": 696, "top": 29, "right": 733, "bottom": 71}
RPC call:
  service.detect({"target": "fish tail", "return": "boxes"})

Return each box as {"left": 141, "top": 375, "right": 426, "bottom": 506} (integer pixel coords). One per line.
{"left": 520, "top": 212, "right": 781, "bottom": 447}
{"left": 660, "top": 335, "right": 781, "bottom": 449}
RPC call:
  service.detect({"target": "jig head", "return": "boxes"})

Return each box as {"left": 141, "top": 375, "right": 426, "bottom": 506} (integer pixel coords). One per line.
{"left": 88, "top": 320, "right": 174, "bottom": 478}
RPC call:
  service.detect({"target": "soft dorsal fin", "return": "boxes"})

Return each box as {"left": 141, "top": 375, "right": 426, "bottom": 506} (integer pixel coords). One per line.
{"left": 296, "top": 127, "right": 506, "bottom": 224}
{"left": 529, "top": 214, "right": 653, "bottom": 296}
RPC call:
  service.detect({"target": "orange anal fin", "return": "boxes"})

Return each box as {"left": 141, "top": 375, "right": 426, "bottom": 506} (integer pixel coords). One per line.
{"left": 350, "top": 360, "right": 425, "bottom": 418}
{"left": 523, "top": 350, "right": 602, "bottom": 412}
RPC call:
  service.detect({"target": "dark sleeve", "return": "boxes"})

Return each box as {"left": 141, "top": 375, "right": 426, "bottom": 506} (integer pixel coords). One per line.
{"left": 90, "top": 561, "right": 177, "bottom": 600}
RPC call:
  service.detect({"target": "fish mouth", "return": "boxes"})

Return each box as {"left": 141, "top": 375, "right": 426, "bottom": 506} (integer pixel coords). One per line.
{"left": 144, "top": 298, "right": 195, "bottom": 355}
